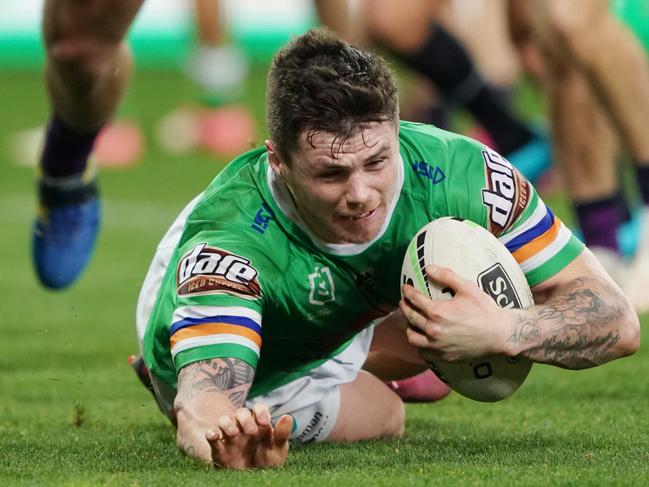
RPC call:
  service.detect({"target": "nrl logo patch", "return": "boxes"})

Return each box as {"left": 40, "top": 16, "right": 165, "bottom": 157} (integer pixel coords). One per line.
{"left": 480, "top": 147, "right": 530, "bottom": 237}
{"left": 308, "top": 266, "right": 335, "bottom": 305}
{"left": 177, "top": 243, "right": 261, "bottom": 298}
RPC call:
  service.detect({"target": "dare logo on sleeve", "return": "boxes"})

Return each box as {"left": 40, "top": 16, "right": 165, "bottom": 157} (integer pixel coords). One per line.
{"left": 177, "top": 243, "right": 261, "bottom": 298}
{"left": 481, "top": 147, "right": 530, "bottom": 236}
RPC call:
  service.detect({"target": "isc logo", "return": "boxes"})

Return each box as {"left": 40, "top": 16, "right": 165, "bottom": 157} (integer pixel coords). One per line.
{"left": 177, "top": 243, "right": 261, "bottom": 298}
{"left": 477, "top": 263, "right": 522, "bottom": 309}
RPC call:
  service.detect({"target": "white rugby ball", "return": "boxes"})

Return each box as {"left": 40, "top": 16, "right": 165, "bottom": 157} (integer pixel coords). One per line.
{"left": 401, "top": 217, "right": 534, "bottom": 402}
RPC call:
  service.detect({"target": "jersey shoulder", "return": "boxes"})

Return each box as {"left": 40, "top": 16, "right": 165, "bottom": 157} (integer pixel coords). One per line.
{"left": 191, "top": 146, "right": 267, "bottom": 219}
{"left": 398, "top": 120, "right": 483, "bottom": 160}
{"left": 398, "top": 120, "right": 486, "bottom": 188}
{"left": 173, "top": 160, "right": 295, "bottom": 304}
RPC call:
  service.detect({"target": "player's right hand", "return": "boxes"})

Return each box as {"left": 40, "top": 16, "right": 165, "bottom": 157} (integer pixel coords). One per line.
{"left": 205, "top": 403, "right": 293, "bottom": 469}
{"left": 401, "top": 265, "right": 508, "bottom": 362}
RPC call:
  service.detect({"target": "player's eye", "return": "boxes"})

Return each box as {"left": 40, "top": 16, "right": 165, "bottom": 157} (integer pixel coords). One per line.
{"left": 366, "top": 158, "right": 385, "bottom": 169}
{"left": 317, "top": 169, "right": 346, "bottom": 181}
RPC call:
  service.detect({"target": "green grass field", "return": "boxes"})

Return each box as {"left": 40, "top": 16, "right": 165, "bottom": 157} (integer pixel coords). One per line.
{"left": 1, "top": 69, "right": 648, "bottom": 486}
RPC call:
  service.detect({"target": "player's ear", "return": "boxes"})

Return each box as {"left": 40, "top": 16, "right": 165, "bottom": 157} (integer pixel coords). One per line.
{"left": 266, "top": 140, "right": 286, "bottom": 178}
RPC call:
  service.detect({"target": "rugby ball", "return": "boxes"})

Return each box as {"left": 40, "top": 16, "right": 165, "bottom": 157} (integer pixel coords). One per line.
{"left": 401, "top": 217, "right": 534, "bottom": 402}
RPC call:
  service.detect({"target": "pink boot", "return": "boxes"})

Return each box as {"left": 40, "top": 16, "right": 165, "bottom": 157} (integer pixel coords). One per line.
{"left": 386, "top": 369, "right": 451, "bottom": 403}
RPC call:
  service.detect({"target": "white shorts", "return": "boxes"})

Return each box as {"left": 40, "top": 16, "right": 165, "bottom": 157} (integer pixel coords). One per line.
{"left": 147, "top": 326, "right": 374, "bottom": 443}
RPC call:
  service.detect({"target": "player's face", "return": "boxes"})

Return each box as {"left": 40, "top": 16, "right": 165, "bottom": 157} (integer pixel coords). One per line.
{"left": 270, "top": 121, "right": 400, "bottom": 244}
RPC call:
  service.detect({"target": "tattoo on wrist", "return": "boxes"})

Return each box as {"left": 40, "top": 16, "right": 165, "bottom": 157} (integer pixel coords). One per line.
{"left": 175, "top": 358, "right": 254, "bottom": 409}
{"left": 508, "top": 276, "right": 624, "bottom": 366}
{"left": 509, "top": 317, "right": 541, "bottom": 343}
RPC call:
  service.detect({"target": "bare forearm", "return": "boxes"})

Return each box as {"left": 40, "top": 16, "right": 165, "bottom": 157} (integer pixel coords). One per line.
{"left": 505, "top": 276, "right": 639, "bottom": 369}
{"left": 175, "top": 358, "right": 255, "bottom": 461}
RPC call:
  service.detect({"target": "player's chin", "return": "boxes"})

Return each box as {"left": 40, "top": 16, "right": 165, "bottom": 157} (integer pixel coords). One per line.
{"left": 334, "top": 222, "right": 382, "bottom": 244}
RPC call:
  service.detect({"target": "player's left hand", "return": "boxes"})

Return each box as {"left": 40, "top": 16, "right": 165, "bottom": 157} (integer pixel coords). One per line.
{"left": 400, "top": 265, "right": 509, "bottom": 362}
{"left": 205, "top": 403, "right": 293, "bottom": 470}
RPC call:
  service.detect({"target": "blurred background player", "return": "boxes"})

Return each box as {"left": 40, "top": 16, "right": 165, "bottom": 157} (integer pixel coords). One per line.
{"left": 155, "top": 0, "right": 256, "bottom": 157}
{"left": 363, "top": 0, "right": 551, "bottom": 183}
{"left": 157, "top": 0, "right": 353, "bottom": 158}
{"left": 33, "top": 0, "right": 146, "bottom": 290}
{"left": 508, "top": 0, "right": 649, "bottom": 312}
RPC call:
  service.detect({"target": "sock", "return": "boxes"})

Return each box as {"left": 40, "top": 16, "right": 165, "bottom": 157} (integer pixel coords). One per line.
{"left": 634, "top": 164, "right": 649, "bottom": 205}
{"left": 40, "top": 117, "right": 100, "bottom": 179}
{"left": 398, "top": 24, "right": 534, "bottom": 155}
{"left": 574, "top": 193, "right": 620, "bottom": 251}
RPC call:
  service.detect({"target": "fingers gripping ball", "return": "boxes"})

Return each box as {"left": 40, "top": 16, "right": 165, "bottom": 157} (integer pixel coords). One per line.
{"left": 401, "top": 217, "right": 534, "bottom": 402}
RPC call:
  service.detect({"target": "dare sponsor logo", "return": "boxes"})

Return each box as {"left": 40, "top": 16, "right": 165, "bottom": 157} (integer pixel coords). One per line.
{"left": 480, "top": 147, "right": 530, "bottom": 236}
{"left": 177, "top": 243, "right": 261, "bottom": 298}
{"left": 477, "top": 263, "right": 522, "bottom": 310}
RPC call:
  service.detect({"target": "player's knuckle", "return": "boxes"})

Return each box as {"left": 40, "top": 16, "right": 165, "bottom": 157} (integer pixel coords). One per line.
{"left": 425, "top": 305, "right": 442, "bottom": 321}
{"left": 406, "top": 328, "right": 424, "bottom": 346}
{"left": 424, "top": 322, "right": 439, "bottom": 338}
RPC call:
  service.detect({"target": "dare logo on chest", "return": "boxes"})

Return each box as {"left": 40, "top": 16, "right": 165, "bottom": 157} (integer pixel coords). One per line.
{"left": 177, "top": 243, "right": 261, "bottom": 298}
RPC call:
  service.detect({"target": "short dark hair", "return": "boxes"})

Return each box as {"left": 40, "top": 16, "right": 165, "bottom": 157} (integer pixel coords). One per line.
{"left": 266, "top": 28, "right": 399, "bottom": 162}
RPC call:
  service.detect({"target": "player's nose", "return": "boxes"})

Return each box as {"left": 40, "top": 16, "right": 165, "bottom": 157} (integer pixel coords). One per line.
{"left": 344, "top": 173, "right": 372, "bottom": 207}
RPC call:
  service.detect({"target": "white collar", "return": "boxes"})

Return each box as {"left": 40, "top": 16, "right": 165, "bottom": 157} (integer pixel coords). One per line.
{"left": 266, "top": 154, "right": 404, "bottom": 256}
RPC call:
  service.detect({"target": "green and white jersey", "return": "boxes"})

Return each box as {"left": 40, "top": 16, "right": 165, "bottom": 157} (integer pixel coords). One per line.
{"left": 140, "top": 121, "right": 583, "bottom": 398}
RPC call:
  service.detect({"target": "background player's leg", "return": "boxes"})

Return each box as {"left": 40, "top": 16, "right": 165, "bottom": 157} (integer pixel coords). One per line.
{"left": 530, "top": 0, "right": 649, "bottom": 164}
{"left": 524, "top": 0, "right": 649, "bottom": 311}
{"left": 441, "top": 0, "right": 521, "bottom": 90}
{"left": 186, "top": 0, "right": 248, "bottom": 103}
{"left": 34, "top": 0, "right": 144, "bottom": 289}
{"left": 365, "top": 0, "right": 549, "bottom": 181}
{"left": 544, "top": 56, "right": 622, "bottom": 279}
{"left": 43, "top": 0, "right": 143, "bottom": 133}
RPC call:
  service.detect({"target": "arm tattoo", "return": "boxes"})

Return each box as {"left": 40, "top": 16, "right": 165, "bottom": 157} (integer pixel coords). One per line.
{"left": 508, "top": 276, "right": 624, "bottom": 368}
{"left": 176, "top": 358, "right": 254, "bottom": 409}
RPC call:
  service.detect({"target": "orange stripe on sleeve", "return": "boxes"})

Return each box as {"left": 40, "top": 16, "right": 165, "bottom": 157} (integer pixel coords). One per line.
{"left": 170, "top": 323, "right": 262, "bottom": 349}
{"left": 512, "top": 217, "right": 561, "bottom": 263}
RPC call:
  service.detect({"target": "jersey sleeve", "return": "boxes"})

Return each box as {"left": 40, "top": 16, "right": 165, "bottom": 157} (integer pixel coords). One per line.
{"left": 169, "top": 237, "right": 265, "bottom": 373}
{"left": 497, "top": 189, "right": 584, "bottom": 287}
{"left": 477, "top": 145, "right": 584, "bottom": 287}
{"left": 427, "top": 133, "right": 584, "bottom": 288}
